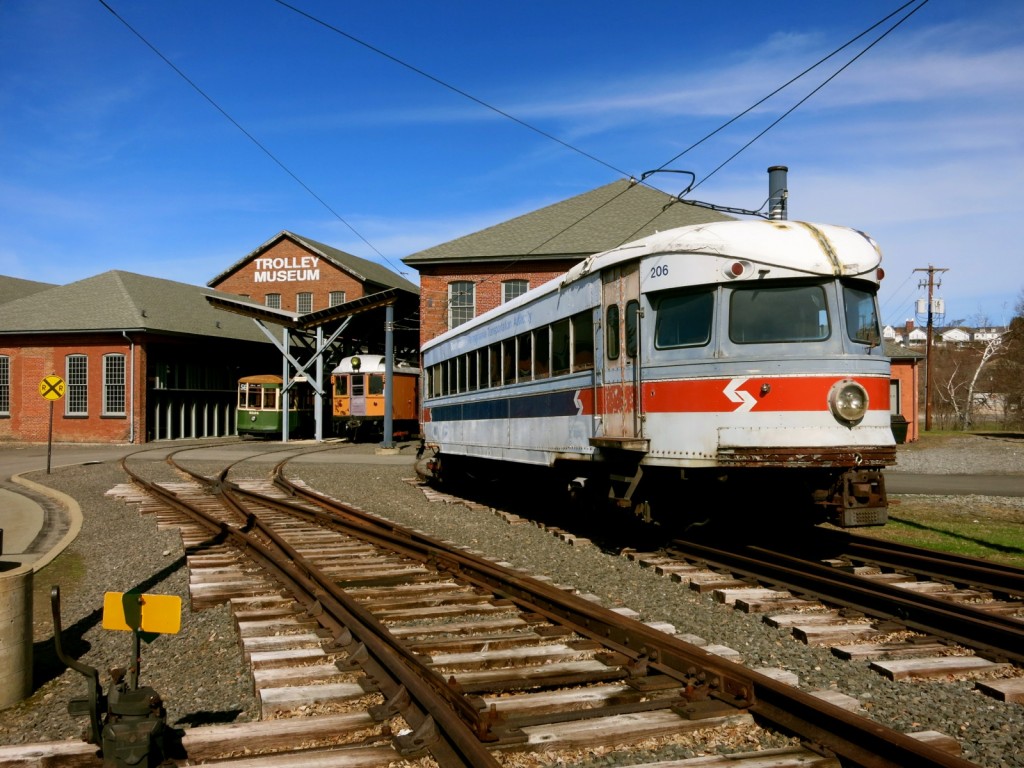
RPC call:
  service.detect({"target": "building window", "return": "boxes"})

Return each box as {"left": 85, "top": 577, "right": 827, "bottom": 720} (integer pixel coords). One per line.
{"left": 103, "top": 354, "right": 126, "bottom": 416}
{"left": 449, "top": 281, "right": 475, "bottom": 329}
{"left": 297, "top": 292, "right": 313, "bottom": 314}
{"left": 66, "top": 355, "right": 88, "bottom": 415}
{"left": 0, "top": 356, "right": 9, "bottom": 415}
{"left": 265, "top": 294, "right": 281, "bottom": 309}
{"left": 329, "top": 291, "right": 346, "bottom": 307}
{"left": 502, "top": 279, "right": 528, "bottom": 303}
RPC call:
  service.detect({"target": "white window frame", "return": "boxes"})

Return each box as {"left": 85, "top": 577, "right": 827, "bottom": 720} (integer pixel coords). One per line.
{"left": 297, "top": 292, "right": 313, "bottom": 314}
{"left": 449, "top": 281, "right": 475, "bottom": 329}
{"left": 0, "top": 356, "right": 9, "bottom": 416}
{"left": 103, "top": 353, "right": 126, "bottom": 416}
{"left": 502, "top": 279, "right": 528, "bottom": 303}
{"left": 265, "top": 293, "right": 281, "bottom": 309}
{"left": 66, "top": 354, "right": 88, "bottom": 416}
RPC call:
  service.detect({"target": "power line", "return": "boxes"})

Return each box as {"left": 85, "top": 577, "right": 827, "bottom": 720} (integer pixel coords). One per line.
{"left": 95, "top": 0, "right": 410, "bottom": 277}
{"left": 654, "top": 0, "right": 925, "bottom": 176}
{"left": 271, "top": 0, "right": 632, "bottom": 180}
{"left": 690, "top": 0, "right": 930, "bottom": 192}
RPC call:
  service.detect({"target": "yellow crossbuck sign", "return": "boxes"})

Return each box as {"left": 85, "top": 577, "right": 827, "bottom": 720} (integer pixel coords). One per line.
{"left": 39, "top": 375, "right": 65, "bottom": 400}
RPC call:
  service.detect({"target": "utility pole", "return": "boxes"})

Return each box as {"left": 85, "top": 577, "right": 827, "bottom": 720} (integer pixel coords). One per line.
{"left": 914, "top": 265, "right": 948, "bottom": 431}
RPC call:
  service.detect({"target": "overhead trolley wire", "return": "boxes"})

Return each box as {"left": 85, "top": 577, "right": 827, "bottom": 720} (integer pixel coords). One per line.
{"left": 689, "top": 0, "right": 931, "bottom": 193}
{"left": 95, "top": 0, "right": 410, "bottom": 277}
{"left": 446, "top": 0, "right": 934, "bottom": 305}
{"left": 271, "top": 0, "right": 632, "bottom": 180}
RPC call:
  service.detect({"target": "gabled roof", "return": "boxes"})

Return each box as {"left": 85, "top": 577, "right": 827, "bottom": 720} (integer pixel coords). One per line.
{"left": 0, "top": 275, "right": 58, "bottom": 306}
{"left": 402, "top": 179, "right": 734, "bottom": 266}
{"left": 0, "top": 270, "right": 276, "bottom": 343}
{"left": 208, "top": 230, "right": 419, "bottom": 294}
{"left": 885, "top": 341, "right": 924, "bottom": 360}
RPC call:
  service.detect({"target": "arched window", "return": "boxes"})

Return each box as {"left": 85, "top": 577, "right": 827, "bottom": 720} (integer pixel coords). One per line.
{"left": 103, "top": 353, "right": 126, "bottom": 416}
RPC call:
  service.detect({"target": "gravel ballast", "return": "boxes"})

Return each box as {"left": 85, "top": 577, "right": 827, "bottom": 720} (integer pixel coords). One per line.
{"left": 0, "top": 435, "right": 1021, "bottom": 767}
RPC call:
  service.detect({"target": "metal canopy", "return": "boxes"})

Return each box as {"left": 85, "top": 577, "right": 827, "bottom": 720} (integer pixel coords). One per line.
{"left": 206, "top": 288, "right": 420, "bottom": 444}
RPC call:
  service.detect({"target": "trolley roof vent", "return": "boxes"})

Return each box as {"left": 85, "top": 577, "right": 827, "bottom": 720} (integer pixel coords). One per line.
{"left": 768, "top": 165, "right": 788, "bottom": 220}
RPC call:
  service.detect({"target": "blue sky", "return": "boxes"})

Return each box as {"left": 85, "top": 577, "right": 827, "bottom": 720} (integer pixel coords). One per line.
{"left": 2, "top": 1, "right": 1022, "bottom": 328}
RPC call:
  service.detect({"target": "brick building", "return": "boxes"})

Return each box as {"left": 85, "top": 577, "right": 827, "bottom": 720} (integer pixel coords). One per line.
{"left": 0, "top": 271, "right": 281, "bottom": 443}
{"left": 209, "top": 230, "right": 418, "bottom": 315}
{"left": 0, "top": 230, "right": 420, "bottom": 444}
{"left": 402, "top": 179, "right": 732, "bottom": 346}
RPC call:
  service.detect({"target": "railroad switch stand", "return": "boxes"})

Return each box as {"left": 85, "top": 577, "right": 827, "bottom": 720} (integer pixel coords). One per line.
{"left": 51, "top": 586, "right": 185, "bottom": 767}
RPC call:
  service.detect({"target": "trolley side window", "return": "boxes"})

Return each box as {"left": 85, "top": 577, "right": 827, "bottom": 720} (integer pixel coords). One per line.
{"left": 262, "top": 386, "right": 278, "bottom": 409}
{"left": 552, "top": 319, "right": 571, "bottom": 376}
{"left": 534, "top": 327, "right": 550, "bottom": 379}
{"left": 488, "top": 344, "right": 501, "bottom": 388}
{"left": 517, "top": 332, "right": 532, "bottom": 381}
{"left": 654, "top": 289, "right": 713, "bottom": 349}
{"left": 502, "top": 338, "right": 516, "bottom": 385}
{"left": 729, "top": 283, "right": 830, "bottom": 343}
{"left": 467, "top": 351, "right": 478, "bottom": 391}
{"left": 369, "top": 374, "right": 384, "bottom": 396}
{"left": 334, "top": 375, "right": 349, "bottom": 397}
{"left": 429, "top": 365, "right": 440, "bottom": 398}
{"left": 625, "top": 300, "right": 640, "bottom": 358}
{"left": 606, "top": 304, "right": 620, "bottom": 360}
{"left": 843, "top": 283, "right": 881, "bottom": 345}
{"left": 572, "top": 311, "right": 594, "bottom": 371}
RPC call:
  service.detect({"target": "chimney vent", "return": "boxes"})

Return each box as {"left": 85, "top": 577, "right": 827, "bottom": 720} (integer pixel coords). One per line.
{"left": 768, "top": 165, "right": 788, "bottom": 220}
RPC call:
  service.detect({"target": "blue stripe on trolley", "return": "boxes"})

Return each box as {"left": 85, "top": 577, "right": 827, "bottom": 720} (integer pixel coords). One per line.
{"left": 428, "top": 389, "right": 579, "bottom": 422}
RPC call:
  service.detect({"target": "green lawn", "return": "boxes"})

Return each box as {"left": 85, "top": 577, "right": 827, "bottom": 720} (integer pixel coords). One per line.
{"left": 859, "top": 497, "right": 1024, "bottom": 567}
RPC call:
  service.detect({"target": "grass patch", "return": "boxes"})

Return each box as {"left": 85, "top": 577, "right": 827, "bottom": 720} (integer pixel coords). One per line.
{"left": 859, "top": 498, "right": 1024, "bottom": 567}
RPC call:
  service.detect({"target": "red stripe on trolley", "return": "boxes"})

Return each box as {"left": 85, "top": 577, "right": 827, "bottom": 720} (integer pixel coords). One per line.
{"left": 574, "top": 375, "right": 890, "bottom": 416}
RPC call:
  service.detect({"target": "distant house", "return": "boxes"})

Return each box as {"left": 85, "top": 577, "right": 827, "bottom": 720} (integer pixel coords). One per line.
{"left": 402, "top": 179, "right": 733, "bottom": 347}
{"left": 906, "top": 327, "right": 928, "bottom": 345}
{"left": 939, "top": 327, "right": 971, "bottom": 344}
{"left": 882, "top": 325, "right": 904, "bottom": 344}
{"left": 972, "top": 327, "right": 1005, "bottom": 343}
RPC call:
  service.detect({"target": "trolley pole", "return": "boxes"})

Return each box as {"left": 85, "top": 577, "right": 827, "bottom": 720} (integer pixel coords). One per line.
{"left": 382, "top": 303, "right": 395, "bottom": 449}
{"left": 914, "top": 266, "right": 948, "bottom": 432}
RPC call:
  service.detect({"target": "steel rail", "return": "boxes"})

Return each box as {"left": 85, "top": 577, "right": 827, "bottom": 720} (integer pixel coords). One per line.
{"left": 820, "top": 529, "right": 1024, "bottom": 598}
{"left": 122, "top": 458, "right": 501, "bottom": 768}
{"left": 666, "top": 537, "right": 1024, "bottom": 665}
{"left": 258, "top": 466, "right": 980, "bottom": 768}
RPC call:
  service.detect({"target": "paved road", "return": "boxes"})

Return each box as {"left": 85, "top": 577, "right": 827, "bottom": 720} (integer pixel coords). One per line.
{"left": 886, "top": 472, "right": 1024, "bottom": 497}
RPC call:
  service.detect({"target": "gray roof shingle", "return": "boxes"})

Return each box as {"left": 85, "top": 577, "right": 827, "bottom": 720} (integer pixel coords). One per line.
{"left": 403, "top": 179, "right": 734, "bottom": 265}
{"left": 0, "top": 276, "right": 58, "bottom": 306}
{"left": 0, "top": 270, "right": 275, "bottom": 343}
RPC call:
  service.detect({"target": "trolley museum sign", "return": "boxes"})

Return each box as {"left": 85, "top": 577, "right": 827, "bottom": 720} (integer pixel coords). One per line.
{"left": 253, "top": 256, "right": 320, "bottom": 283}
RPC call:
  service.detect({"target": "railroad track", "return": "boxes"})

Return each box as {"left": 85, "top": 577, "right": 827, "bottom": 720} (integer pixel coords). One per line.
{"left": 4, "top": 445, "right": 989, "bottom": 767}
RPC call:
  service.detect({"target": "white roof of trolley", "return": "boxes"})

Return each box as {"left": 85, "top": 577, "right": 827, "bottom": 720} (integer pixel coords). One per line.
{"left": 424, "top": 219, "right": 883, "bottom": 352}
{"left": 562, "top": 220, "right": 882, "bottom": 287}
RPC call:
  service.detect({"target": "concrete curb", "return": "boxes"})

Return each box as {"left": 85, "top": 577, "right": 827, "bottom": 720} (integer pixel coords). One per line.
{"left": 12, "top": 473, "right": 84, "bottom": 574}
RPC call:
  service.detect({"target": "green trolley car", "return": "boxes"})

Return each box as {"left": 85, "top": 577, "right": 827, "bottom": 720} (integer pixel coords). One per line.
{"left": 236, "top": 374, "right": 313, "bottom": 437}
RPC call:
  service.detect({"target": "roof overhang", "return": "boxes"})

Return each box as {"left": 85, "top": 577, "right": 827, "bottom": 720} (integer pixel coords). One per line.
{"left": 205, "top": 288, "right": 420, "bottom": 352}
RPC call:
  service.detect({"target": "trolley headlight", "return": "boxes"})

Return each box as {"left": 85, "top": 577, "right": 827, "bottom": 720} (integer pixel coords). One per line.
{"left": 829, "top": 379, "right": 868, "bottom": 425}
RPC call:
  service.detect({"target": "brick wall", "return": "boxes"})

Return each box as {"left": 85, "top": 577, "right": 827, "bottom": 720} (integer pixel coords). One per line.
{"left": 0, "top": 335, "right": 142, "bottom": 443}
{"left": 416, "top": 260, "right": 572, "bottom": 346}
{"left": 891, "top": 358, "right": 920, "bottom": 442}
{"left": 213, "top": 239, "right": 365, "bottom": 312}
